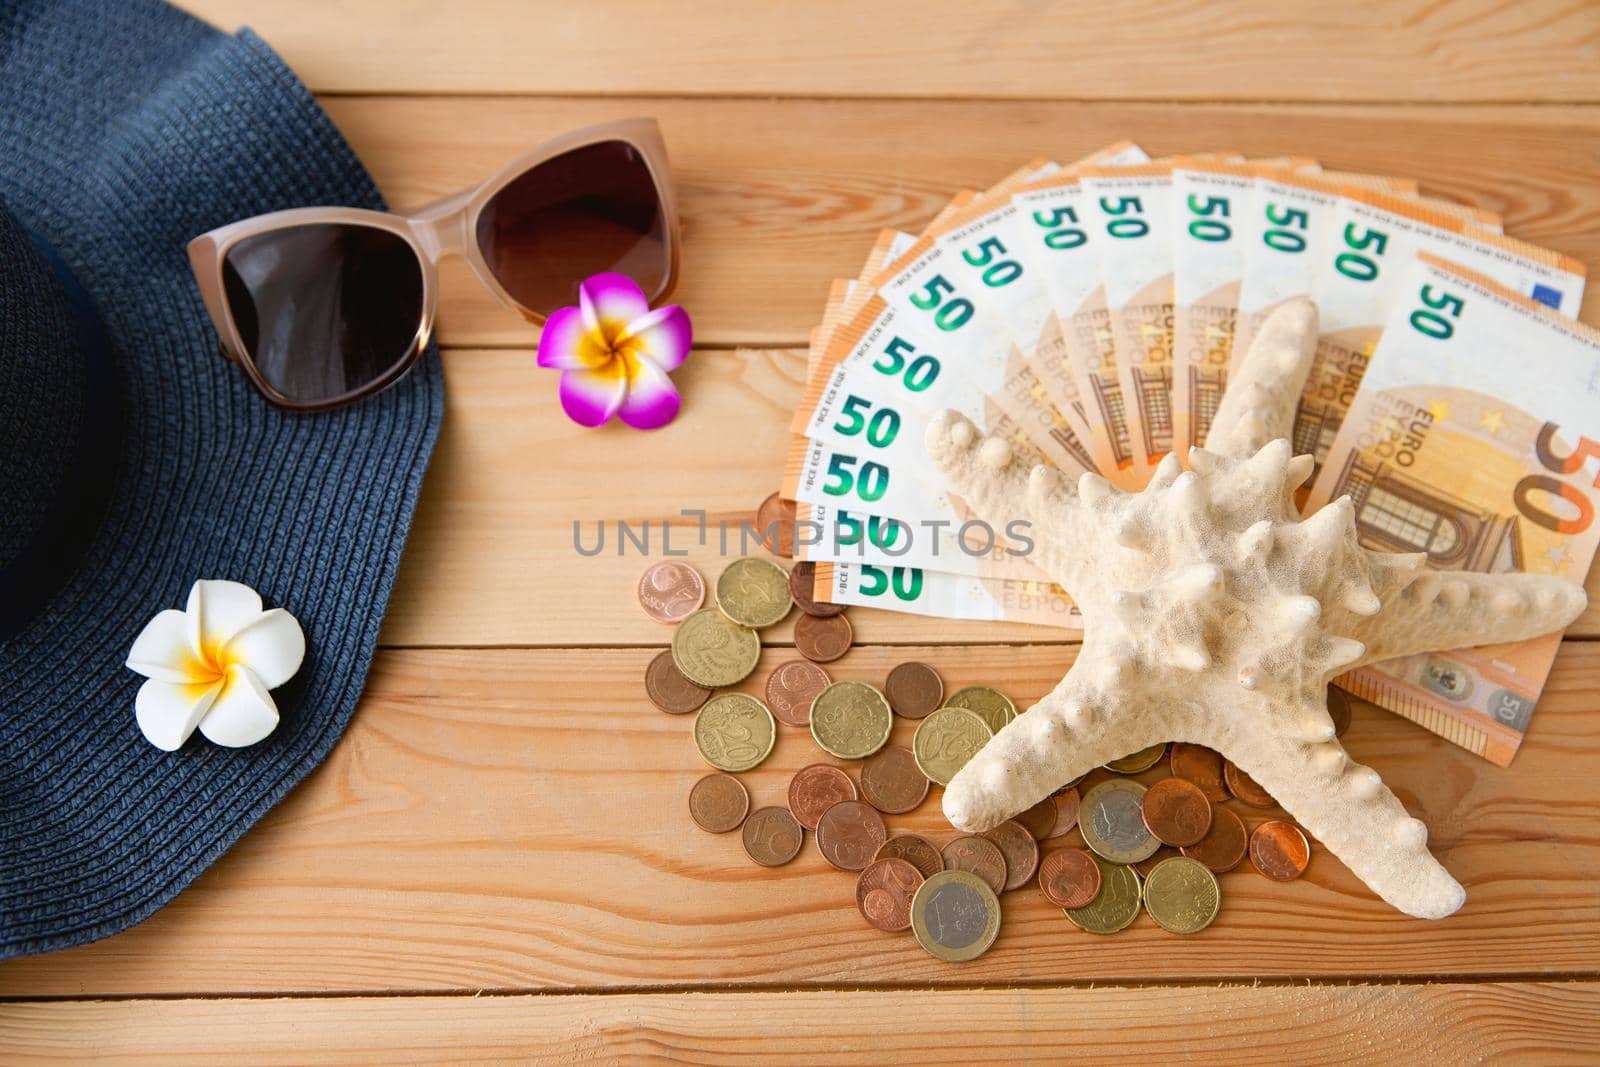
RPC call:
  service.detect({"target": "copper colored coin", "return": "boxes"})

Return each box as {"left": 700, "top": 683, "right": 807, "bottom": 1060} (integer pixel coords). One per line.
{"left": 982, "top": 819, "right": 1039, "bottom": 891}
{"left": 1015, "top": 795, "right": 1060, "bottom": 840}
{"left": 787, "top": 764, "right": 858, "bottom": 830}
{"left": 636, "top": 561, "right": 706, "bottom": 624}
{"left": 859, "top": 745, "right": 930, "bottom": 815}
{"left": 688, "top": 772, "right": 750, "bottom": 833}
{"left": 876, "top": 834, "right": 944, "bottom": 880}
{"left": 815, "top": 800, "right": 887, "bottom": 871}
{"left": 855, "top": 857, "right": 926, "bottom": 932}
{"left": 764, "top": 659, "right": 831, "bottom": 727}
{"left": 741, "top": 806, "right": 803, "bottom": 867}
{"left": 788, "top": 560, "right": 846, "bottom": 618}
{"left": 939, "top": 835, "right": 1007, "bottom": 896}
{"left": 644, "top": 650, "right": 713, "bottom": 715}
{"left": 1046, "top": 787, "right": 1081, "bottom": 839}
{"left": 1223, "top": 760, "right": 1276, "bottom": 808}
{"left": 1140, "top": 777, "right": 1214, "bottom": 847}
{"left": 755, "top": 491, "right": 797, "bottom": 558}
{"left": 1037, "top": 847, "right": 1102, "bottom": 908}
{"left": 795, "top": 612, "right": 852, "bottom": 663}
{"left": 1250, "top": 819, "right": 1311, "bottom": 881}
{"left": 884, "top": 661, "right": 944, "bottom": 720}
{"left": 1180, "top": 804, "right": 1249, "bottom": 873}
{"left": 1328, "top": 686, "right": 1353, "bottom": 737}
{"left": 1169, "top": 742, "right": 1229, "bottom": 803}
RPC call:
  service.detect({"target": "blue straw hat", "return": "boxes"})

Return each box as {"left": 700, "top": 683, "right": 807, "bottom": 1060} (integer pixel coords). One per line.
{"left": 0, "top": 0, "right": 444, "bottom": 956}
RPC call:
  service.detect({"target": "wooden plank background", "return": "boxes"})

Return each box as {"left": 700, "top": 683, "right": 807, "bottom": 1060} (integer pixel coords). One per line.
{"left": 3, "top": 1, "right": 1598, "bottom": 1062}
{"left": 2, "top": 643, "right": 1597, "bottom": 997}
{"left": 185, "top": 0, "right": 1600, "bottom": 101}
{"left": 4, "top": 985, "right": 1598, "bottom": 1064}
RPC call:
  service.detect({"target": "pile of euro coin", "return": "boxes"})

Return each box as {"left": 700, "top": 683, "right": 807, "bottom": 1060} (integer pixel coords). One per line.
{"left": 640, "top": 495, "right": 1331, "bottom": 961}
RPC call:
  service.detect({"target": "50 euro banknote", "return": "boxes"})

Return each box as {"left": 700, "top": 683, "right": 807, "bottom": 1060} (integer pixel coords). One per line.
{"left": 1295, "top": 188, "right": 1581, "bottom": 487}
{"left": 794, "top": 498, "right": 1052, "bottom": 583}
{"left": 1306, "top": 252, "right": 1600, "bottom": 765}
{"left": 1171, "top": 162, "right": 1468, "bottom": 455}
{"left": 811, "top": 561, "right": 1081, "bottom": 629}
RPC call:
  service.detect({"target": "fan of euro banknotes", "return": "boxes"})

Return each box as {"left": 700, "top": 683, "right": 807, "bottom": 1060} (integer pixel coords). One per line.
{"left": 780, "top": 142, "right": 1600, "bottom": 767}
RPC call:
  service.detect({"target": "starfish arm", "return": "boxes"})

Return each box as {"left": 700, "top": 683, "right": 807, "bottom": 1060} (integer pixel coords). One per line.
{"left": 1347, "top": 568, "right": 1587, "bottom": 667}
{"left": 1217, "top": 708, "right": 1466, "bottom": 919}
{"left": 925, "top": 408, "right": 1083, "bottom": 588}
{"left": 942, "top": 658, "right": 1180, "bottom": 833}
{"left": 1206, "top": 296, "right": 1319, "bottom": 460}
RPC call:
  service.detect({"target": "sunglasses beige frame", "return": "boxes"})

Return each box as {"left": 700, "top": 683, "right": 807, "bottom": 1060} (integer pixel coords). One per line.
{"left": 188, "top": 116, "right": 680, "bottom": 412}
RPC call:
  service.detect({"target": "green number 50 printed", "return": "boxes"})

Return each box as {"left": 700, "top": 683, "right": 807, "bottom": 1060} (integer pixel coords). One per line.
{"left": 823, "top": 452, "right": 890, "bottom": 503}
{"left": 858, "top": 564, "right": 924, "bottom": 601}
{"left": 906, "top": 273, "right": 975, "bottom": 331}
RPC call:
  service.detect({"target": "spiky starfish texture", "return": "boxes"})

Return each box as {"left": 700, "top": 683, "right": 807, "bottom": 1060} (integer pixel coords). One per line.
{"left": 926, "top": 296, "right": 1587, "bottom": 919}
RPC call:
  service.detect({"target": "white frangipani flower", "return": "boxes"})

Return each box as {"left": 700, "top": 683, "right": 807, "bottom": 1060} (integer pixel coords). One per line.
{"left": 125, "top": 579, "right": 306, "bottom": 750}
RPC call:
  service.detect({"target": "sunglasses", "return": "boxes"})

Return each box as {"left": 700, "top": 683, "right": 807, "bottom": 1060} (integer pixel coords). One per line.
{"left": 188, "top": 117, "right": 680, "bottom": 412}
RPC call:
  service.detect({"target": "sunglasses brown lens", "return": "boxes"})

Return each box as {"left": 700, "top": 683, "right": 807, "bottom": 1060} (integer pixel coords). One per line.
{"left": 475, "top": 139, "right": 667, "bottom": 315}
{"left": 222, "top": 223, "right": 424, "bottom": 404}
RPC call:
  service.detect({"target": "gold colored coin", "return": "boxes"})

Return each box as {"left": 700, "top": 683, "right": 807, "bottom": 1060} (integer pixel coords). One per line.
{"left": 715, "top": 557, "right": 794, "bottom": 629}
{"left": 1104, "top": 741, "right": 1168, "bottom": 774}
{"left": 1079, "top": 779, "right": 1160, "bottom": 864}
{"left": 1063, "top": 854, "right": 1142, "bottom": 934}
{"left": 809, "top": 681, "right": 893, "bottom": 760}
{"left": 1141, "top": 856, "right": 1221, "bottom": 935}
{"left": 693, "top": 693, "right": 776, "bottom": 773}
{"left": 910, "top": 869, "right": 1002, "bottom": 963}
{"left": 944, "top": 685, "right": 1017, "bottom": 734}
{"left": 912, "top": 707, "right": 993, "bottom": 787}
{"left": 671, "top": 608, "right": 760, "bottom": 688}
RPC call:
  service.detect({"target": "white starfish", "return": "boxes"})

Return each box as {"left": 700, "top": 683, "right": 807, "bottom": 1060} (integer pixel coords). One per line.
{"left": 926, "top": 297, "right": 1588, "bottom": 919}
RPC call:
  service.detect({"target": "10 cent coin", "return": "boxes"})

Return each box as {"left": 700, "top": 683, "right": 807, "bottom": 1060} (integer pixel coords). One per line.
{"left": 1064, "top": 854, "right": 1142, "bottom": 934}
{"left": 671, "top": 608, "right": 760, "bottom": 688}
{"left": 1142, "top": 855, "right": 1221, "bottom": 934}
{"left": 716, "top": 557, "right": 794, "bottom": 629}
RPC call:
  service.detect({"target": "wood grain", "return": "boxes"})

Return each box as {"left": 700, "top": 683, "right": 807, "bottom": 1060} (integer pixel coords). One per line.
{"left": 4, "top": 983, "right": 1599, "bottom": 1064}
{"left": 181, "top": 0, "right": 1600, "bottom": 103}
{"left": 383, "top": 345, "right": 1074, "bottom": 647}
{"left": 3, "top": 642, "right": 1595, "bottom": 997}
{"left": 317, "top": 96, "right": 1600, "bottom": 349}
{"left": 381, "top": 348, "right": 1600, "bottom": 646}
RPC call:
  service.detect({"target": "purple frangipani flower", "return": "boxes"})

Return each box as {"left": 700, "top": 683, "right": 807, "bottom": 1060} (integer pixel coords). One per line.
{"left": 535, "top": 272, "right": 691, "bottom": 430}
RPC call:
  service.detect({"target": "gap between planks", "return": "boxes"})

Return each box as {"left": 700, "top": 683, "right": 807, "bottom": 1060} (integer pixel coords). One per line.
{"left": 7, "top": 972, "right": 1600, "bottom": 1005}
